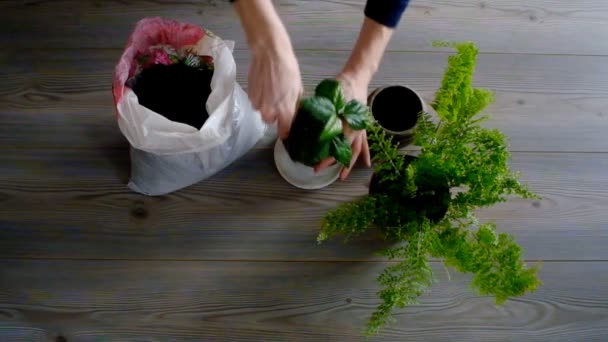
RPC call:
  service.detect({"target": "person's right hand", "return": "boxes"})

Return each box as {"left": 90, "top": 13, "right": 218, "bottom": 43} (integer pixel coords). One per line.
{"left": 232, "top": 0, "right": 303, "bottom": 138}
{"left": 247, "top": 45, "right": 303, "bottom": 139}
{"left": 314, "top": 73, "right": 372, "bottom": 180}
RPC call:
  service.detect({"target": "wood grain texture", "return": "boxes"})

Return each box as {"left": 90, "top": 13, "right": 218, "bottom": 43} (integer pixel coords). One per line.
{"left": 2, "top": 0, "right": 608, "bottom": 55}
{"left": 1, "top": 150, "right": 607, "bottom": 261}
{"left": 0, "top": 328, "right": 49, "bottom": 342}
{"left": 0, "top": 260, "right": 606, "bottom": 341}
{"left": 2, "top": 49, "right": 608, "bottom": 152}
{"left": 1, "top": 0, "right": 606, "bottom": 341}
{"left": 1, "top": 1, "right": 607, "bottom": 341}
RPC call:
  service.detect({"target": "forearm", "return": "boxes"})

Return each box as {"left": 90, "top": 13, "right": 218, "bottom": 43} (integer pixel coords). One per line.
{"left": 341, "top": 0, "right": 409, "bottom": 84}
{"left": 231, "top": 0, "right": 293, "bottom": 53}
{"left": 341, "top": 17, "right": 394, "bottom": 84}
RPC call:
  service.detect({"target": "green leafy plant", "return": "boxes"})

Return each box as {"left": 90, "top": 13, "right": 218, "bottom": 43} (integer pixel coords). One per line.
{"left": 317, "top": 42, "right": 542, "bottom": 336}
{"left": 285, "top": 79, "right": 370, "bottom": 167}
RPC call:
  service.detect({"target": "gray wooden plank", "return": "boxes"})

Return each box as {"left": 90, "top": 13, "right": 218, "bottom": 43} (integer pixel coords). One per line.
{"left": 0, "top": 260, "right": 606, "bottom": 341}
{"left": 1, "top": 150, "right": 606, "bottom": 261}
{"left": 0, "top": 329, "right": 48, "bottom": 342}
{"left": 2, "top": 0, "right": 608, "bottom": 55}
{"left": 2, "top": 49, "right": 608, "bottom": 152}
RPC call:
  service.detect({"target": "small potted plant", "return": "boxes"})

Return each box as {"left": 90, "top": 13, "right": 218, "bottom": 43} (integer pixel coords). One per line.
{"left": 317, "top": 42, "right": 542, "bottom": 336}
{"left": 274, "top": 79, "right": 370, "bottom": 189}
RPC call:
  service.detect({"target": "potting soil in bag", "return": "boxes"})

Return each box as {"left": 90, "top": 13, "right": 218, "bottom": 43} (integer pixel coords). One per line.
{"left": 112, "top": 18, "right": 266, "bottom": 196}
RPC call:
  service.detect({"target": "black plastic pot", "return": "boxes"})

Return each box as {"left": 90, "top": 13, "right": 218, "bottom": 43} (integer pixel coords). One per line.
{"left": 369, "top": 155, "right": 450, "bottom": 225}
{"left": 367, "top": 85, "right": 427, "bottom": 148}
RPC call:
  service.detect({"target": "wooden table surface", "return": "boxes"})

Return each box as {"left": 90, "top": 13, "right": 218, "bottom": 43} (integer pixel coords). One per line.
{"left": 1, "top": 1, "right": 607, "bottom": 341}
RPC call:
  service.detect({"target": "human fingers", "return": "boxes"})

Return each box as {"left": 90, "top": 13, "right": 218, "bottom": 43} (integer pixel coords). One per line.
{"left": 316, "top": 127, "right": 359, "bottom": 174}
{"left": 340, "top": 132, "right": 363, "bottom": 180}
{"left": 361, "top": 130, "right": 371, "bottom": 167}
{"left": 277, "top": 110, "right": 293, "bottom": 139}
{"left": 247, "top": 69, "right": 268, "bottom": 120}
{"left": 315, "top": 157, "right": 336, "bottom": 173}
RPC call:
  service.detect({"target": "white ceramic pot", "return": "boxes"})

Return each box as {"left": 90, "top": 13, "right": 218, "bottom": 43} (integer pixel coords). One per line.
{"left": 273, "top": 139, "right": 342, "bottom": 190}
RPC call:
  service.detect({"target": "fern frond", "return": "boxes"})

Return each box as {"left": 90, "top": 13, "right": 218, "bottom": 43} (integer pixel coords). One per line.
{"left": 318, "top": 195, "right": 378, "bottom": 243}
{"left": 435, "top": 223, "right": 542, "bottom": 303}
{"left": 366, "top": 231, "right": 435, "bottom": 336}
{"left": 367, "top": 121, "right": 404, "bottom": 177}
{"left": 431, "top": 42, "right": 479, "bottom": 122}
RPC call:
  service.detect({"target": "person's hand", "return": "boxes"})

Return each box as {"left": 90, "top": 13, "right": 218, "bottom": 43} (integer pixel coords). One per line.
{"left": 314, "top": 73, "right": 372, "bottom": 180}
{"left": 248, "top": 46, "right": 303, "bottom": 139}
{"left": 231, "top": 0, "right": 303, "bottom": 139}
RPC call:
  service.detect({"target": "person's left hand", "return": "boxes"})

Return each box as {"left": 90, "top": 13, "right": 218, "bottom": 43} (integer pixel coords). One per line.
{"left": 314, "top": 73, "right": 372, "bottom": 180}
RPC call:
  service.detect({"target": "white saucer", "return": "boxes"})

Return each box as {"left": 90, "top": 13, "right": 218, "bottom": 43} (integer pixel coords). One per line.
{"left": 273, "top": 139, "right": 342, "bottom": 190}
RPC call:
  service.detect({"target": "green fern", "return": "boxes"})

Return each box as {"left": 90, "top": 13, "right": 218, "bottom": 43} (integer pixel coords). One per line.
{"left": 318, "top": 41, "right": 542, "bottom": 336}
{"left": 367, "top": 230, "right": 435, "bottom": 336}
{"left": 318, "top": 196, "right": 378, "bottom": 243}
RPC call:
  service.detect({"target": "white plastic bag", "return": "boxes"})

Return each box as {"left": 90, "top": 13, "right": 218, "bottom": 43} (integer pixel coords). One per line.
{"left": 112, "top": 17, "right": 266, "bottom": 195}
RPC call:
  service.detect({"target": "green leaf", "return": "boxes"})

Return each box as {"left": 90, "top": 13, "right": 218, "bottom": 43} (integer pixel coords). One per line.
{"left": 299, "top": 95, "right": 336, "bottom": 123}
{"left": 330, "top": 134, "right": 352, "bottom": 167}
{"left": 320, "top": 114, "right": 343, "bottom": 142}
{"left": 311, "top": 140, "right": 332, "bottom": 165}
{"left": 342, "top": 99, "right": 370, "bottom": 130}
{"left": 183, "top": 54, "right": 201, "bottom": 68}
{"left": 287, "top": 95, "right": 339, "bottom": 166}
{"left": 315, "top": 79, "right": 346, "bottom": 111}
{"left": 287, "top": 138, "right": 331, "bottom": 167}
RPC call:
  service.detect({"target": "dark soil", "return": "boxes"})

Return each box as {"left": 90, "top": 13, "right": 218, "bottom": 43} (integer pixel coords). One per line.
{"left": 371, "top": 86, "right": 422, "bottom": 132}
{"left": 131, "top": 63, "right": 213, "bottom": 130}
{"left": 284, "top": 103, "right": 330, "bottom": 166}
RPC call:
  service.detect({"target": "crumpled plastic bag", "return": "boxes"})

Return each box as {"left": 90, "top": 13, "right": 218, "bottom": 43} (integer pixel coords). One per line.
{"left": 112, "top": 17, "right": 266, "bottom": 196}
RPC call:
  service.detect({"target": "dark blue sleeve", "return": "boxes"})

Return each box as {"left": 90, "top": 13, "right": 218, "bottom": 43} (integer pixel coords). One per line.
{"left": 229, "top": 0, "right": 409, "bottom": 29}
{"left": 364, "top": 0, "right": 410, "bottom": 28}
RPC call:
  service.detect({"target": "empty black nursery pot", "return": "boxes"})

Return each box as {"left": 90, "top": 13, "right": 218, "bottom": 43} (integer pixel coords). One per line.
{"left": 367, "top": 85, "right": 426, "bottom": 148}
